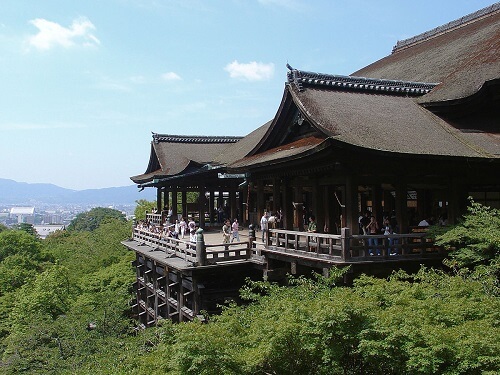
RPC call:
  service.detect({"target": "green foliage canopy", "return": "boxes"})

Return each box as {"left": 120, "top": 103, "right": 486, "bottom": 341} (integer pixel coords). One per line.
{"left": 435, "top": 200, "right": 500, "bottom": 269}
{"left": 0, "top": 229, "right": 42, "bottom": 262}
{"left": 67, "top": 207, "right": 126, "bottom": 232}
{"left": 134, "top": 199, "right": 157, "bottom": 221}
{"left": 1, "top": 200, "right": 499, "bottom": 374}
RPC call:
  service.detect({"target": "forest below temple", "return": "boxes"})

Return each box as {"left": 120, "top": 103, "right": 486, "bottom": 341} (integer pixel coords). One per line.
{"left": 0, "top": 202, "right": 499, "bottom": 374}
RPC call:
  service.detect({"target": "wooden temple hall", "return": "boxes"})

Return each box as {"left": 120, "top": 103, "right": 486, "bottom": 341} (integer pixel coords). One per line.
{"left": 123, "top": 4, "right": 500, "bottom": 326}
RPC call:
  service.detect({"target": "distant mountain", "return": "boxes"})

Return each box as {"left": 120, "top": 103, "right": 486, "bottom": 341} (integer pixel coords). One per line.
{"left": 0, "top": 178, "right": 156, "bottom": 205}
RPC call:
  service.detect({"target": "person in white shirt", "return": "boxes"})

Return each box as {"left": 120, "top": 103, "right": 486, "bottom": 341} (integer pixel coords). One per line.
{"left": 179, "top": 217, "right": 187, "bottom": 238}
{"left": 260, "top": 211, "right": 268, "bottom": 242}
{"left": 188, "top": 217, "right": 197, "bottom": 242}
{"left": 231, "top": 218, "right": 240, "bottom": 242}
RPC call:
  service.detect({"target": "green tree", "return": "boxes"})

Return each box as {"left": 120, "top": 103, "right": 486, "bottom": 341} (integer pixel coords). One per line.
{"left": 134, "top": 199, "right": 157, "bottom": 221}
{"left": 0, "top": 253, "right": 42, "bottom": 294}
{"left": 16, "top": 222, "right": 38, "bottom": 237}
{"left": 44, "top": 218, "right": 131, "bottom": 278}
{"left": 1, "top": 219, "right": 136, "bottom": 374}
{"left": 0, "top": 229, "right": 42, "bottom": 262}
{"left": 67, "top": 207, "right": 126, "bottom": 232}
{"left": 435, "top": 200, "right": 500, "bottom": 269}
{"left": 2, "top": 264, "right": 76, "bottom": 373}
{"left": 164, "top": 269, "right": 500, "bottom": 375}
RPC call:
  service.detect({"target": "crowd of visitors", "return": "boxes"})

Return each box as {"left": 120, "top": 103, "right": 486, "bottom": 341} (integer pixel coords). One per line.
{"left": 135, "top": 216, "right": 198, "bottom": 243}
{"left": 220, "top": 218, "right": 241, "bottom": 244}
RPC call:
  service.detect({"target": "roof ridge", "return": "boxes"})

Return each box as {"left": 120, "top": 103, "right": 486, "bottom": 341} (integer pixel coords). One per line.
{"left": 392, "top": 2, "right": 500, "bottom": 53}
{"left": 286, "top": 65, "right": 438, "bottom": 95}
{"left": 152, "top": 133, "right": 243, "bottom": 144}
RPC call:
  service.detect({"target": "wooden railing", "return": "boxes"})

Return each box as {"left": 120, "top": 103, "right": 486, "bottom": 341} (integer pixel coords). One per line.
{"left": 133, "top": 226, "right": 445, "bottom": 266}
{"left": 145, "top": 212, "right": 164, "bottom": 225}
{"left": 133, "top": 227, "right": 256, "bottom": 266}
{"left": 133, "top": 228, "right": 197, "bottom": 263}
{"left": 268, "top": 227, "right": 445, "bottom": 261}
{"left": 268, "top": 229, "right": 345, "bottom": 259}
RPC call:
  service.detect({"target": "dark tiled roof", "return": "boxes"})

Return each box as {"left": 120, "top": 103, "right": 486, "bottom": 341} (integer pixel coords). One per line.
{"left": 352, "top": 5, "right": 500, "bottom": 103}
{"left": 212, "top": 121, "right": 273, "bottom": 166}
{"left": 286, "top": 65, "right": 438, "bottom": 96}
{"left": 288, "top": 84, "right": 499, "bottom": 158}
{"left": 392, "top": 3, "right": 500, "bottom": 53}
{"left": 229, "top": 135, "right": 327, "bottom": 168}
{"left": 131, "top": 133, "right": 241, "bottom": 184}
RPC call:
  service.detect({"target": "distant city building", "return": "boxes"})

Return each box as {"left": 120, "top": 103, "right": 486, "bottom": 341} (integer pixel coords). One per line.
{"left": 34, "top": 224, "right": 65, "bottom": 239}
{"left": 42, "top": 213, "right": 63, "bottom": 224}
{"left": 9, "top": 207, "right": 35, "bottom": 224}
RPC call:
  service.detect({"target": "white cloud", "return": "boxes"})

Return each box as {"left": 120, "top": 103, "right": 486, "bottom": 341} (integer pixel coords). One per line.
{"left": 161, "top": 72, "right": 182, "bottom": 81}
{"left": 224, "top": 61, "right": 275, "bottom": 81}
{"left": 27, "top": 17, "right": 100, "bottom": 50}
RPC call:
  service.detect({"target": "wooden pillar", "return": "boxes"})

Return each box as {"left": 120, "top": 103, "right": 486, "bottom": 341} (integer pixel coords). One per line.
{"left": 242, "top": 185, "right": 248, "bottom": 225}
{"left": 230, "top": 186, "right": 237, "bottom": 220}
{"left": 330, "top": 186, "right": 342, "bottom": 234}
{"left": 272, "top": 178, "right": 281, "bottom": 214}
{"left": 312, "top": 179, "right": 325, "bottom": 233}
{"left": 165, "top": 268, "right": 171, "bottom": 318}
{"left": 192, "top": 275, "right": 201, "bottom": 319}
{"left": 156, "top": 188, "right": 162, "bottom": 212}
{"left": 345, "top": 175, "right": 358, "bottom": 232}
{"left": 416, "top": 189, "right": 426, "bottom": 223}
{"left": 182, "top": 190, "right": 187, "bottom": 219}
{"left": 383, "top": 188, "right": 394, "bottom": 215}
{"left": 246, "top": 184, "right": 253, "bottom": 226}
{"left": 171, "top": 186, "right": 178, "bottom": 221}
{"left": 209, "top": 190, "right": 215, "bottom": 225}
{"left": 282, "top": 178, "right": 293, "bottom": 230}
{"left": 323, "top": 185, "right": 333, "bottom": 234}
{"left": 293, "top": 182, "right": 303, "bottom": 230}
{"left": 178, "top": 274, "right": 184, "bottom": 322}
{"left": 395, "top": 181, "right": 408, "bottom": 234}
{"left": 256, "top": 180, "right": 265, "bottom": 219}
{"left": 196, "top": 228, "right": 206, "bottom": 266}
{"left": 372, "top": 185, "right": 383, "bottom": 221}
{"left": 218, "top": 190, "right": 224, "bottom": 213}
{"left": 198, "top": 186, "right": 206, "bottom": 229}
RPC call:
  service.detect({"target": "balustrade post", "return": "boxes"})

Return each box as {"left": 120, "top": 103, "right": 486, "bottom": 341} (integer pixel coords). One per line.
{"left": 248, "top": 224, "right": 258, "bottom": 256}
{"left": 341, "top": 227, "right": 351, "bottom": 261}
{"left": 266, "top": 228, "right": 273, "bottom": 248}
{"left": 196, "top": 228, "right": 206, "bottom": 266}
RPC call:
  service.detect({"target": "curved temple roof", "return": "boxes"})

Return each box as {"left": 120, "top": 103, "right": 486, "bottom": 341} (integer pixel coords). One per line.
{"left": 131, "top": 134, "right": 242, "bottom": 184}
{"left": 131, "top": 3, "right": 500, "bottom": 186}
{"left": 353, "top": 3, "right": 500, "bottom": 103}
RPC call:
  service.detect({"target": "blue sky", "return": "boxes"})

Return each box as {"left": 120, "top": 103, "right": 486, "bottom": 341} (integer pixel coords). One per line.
{"left": 0, "top": 0, "right": 495, "bottom": 190}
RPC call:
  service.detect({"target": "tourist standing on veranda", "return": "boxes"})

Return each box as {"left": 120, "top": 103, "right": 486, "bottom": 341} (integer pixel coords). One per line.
{"left": 231, "top": 218, "right": 240, "bottom": 242}
{"left": 179, "top": 217, "right": 187, "bottom": 238}
{"left": 222, "top": 219, "right": 231, "bottom": 244}
{"left": 260, "top": 211, "right": 268, "bottom": 242}
{"left": 366, "top": 216, "right": 380, "bottom": 255}
{"left": 188, "top": 217, "right": 196, "bottom": 243}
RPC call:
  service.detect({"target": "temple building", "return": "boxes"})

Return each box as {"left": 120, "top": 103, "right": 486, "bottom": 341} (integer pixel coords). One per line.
{"left": 124, "top": 4, "right": 500, "bottom": 325}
